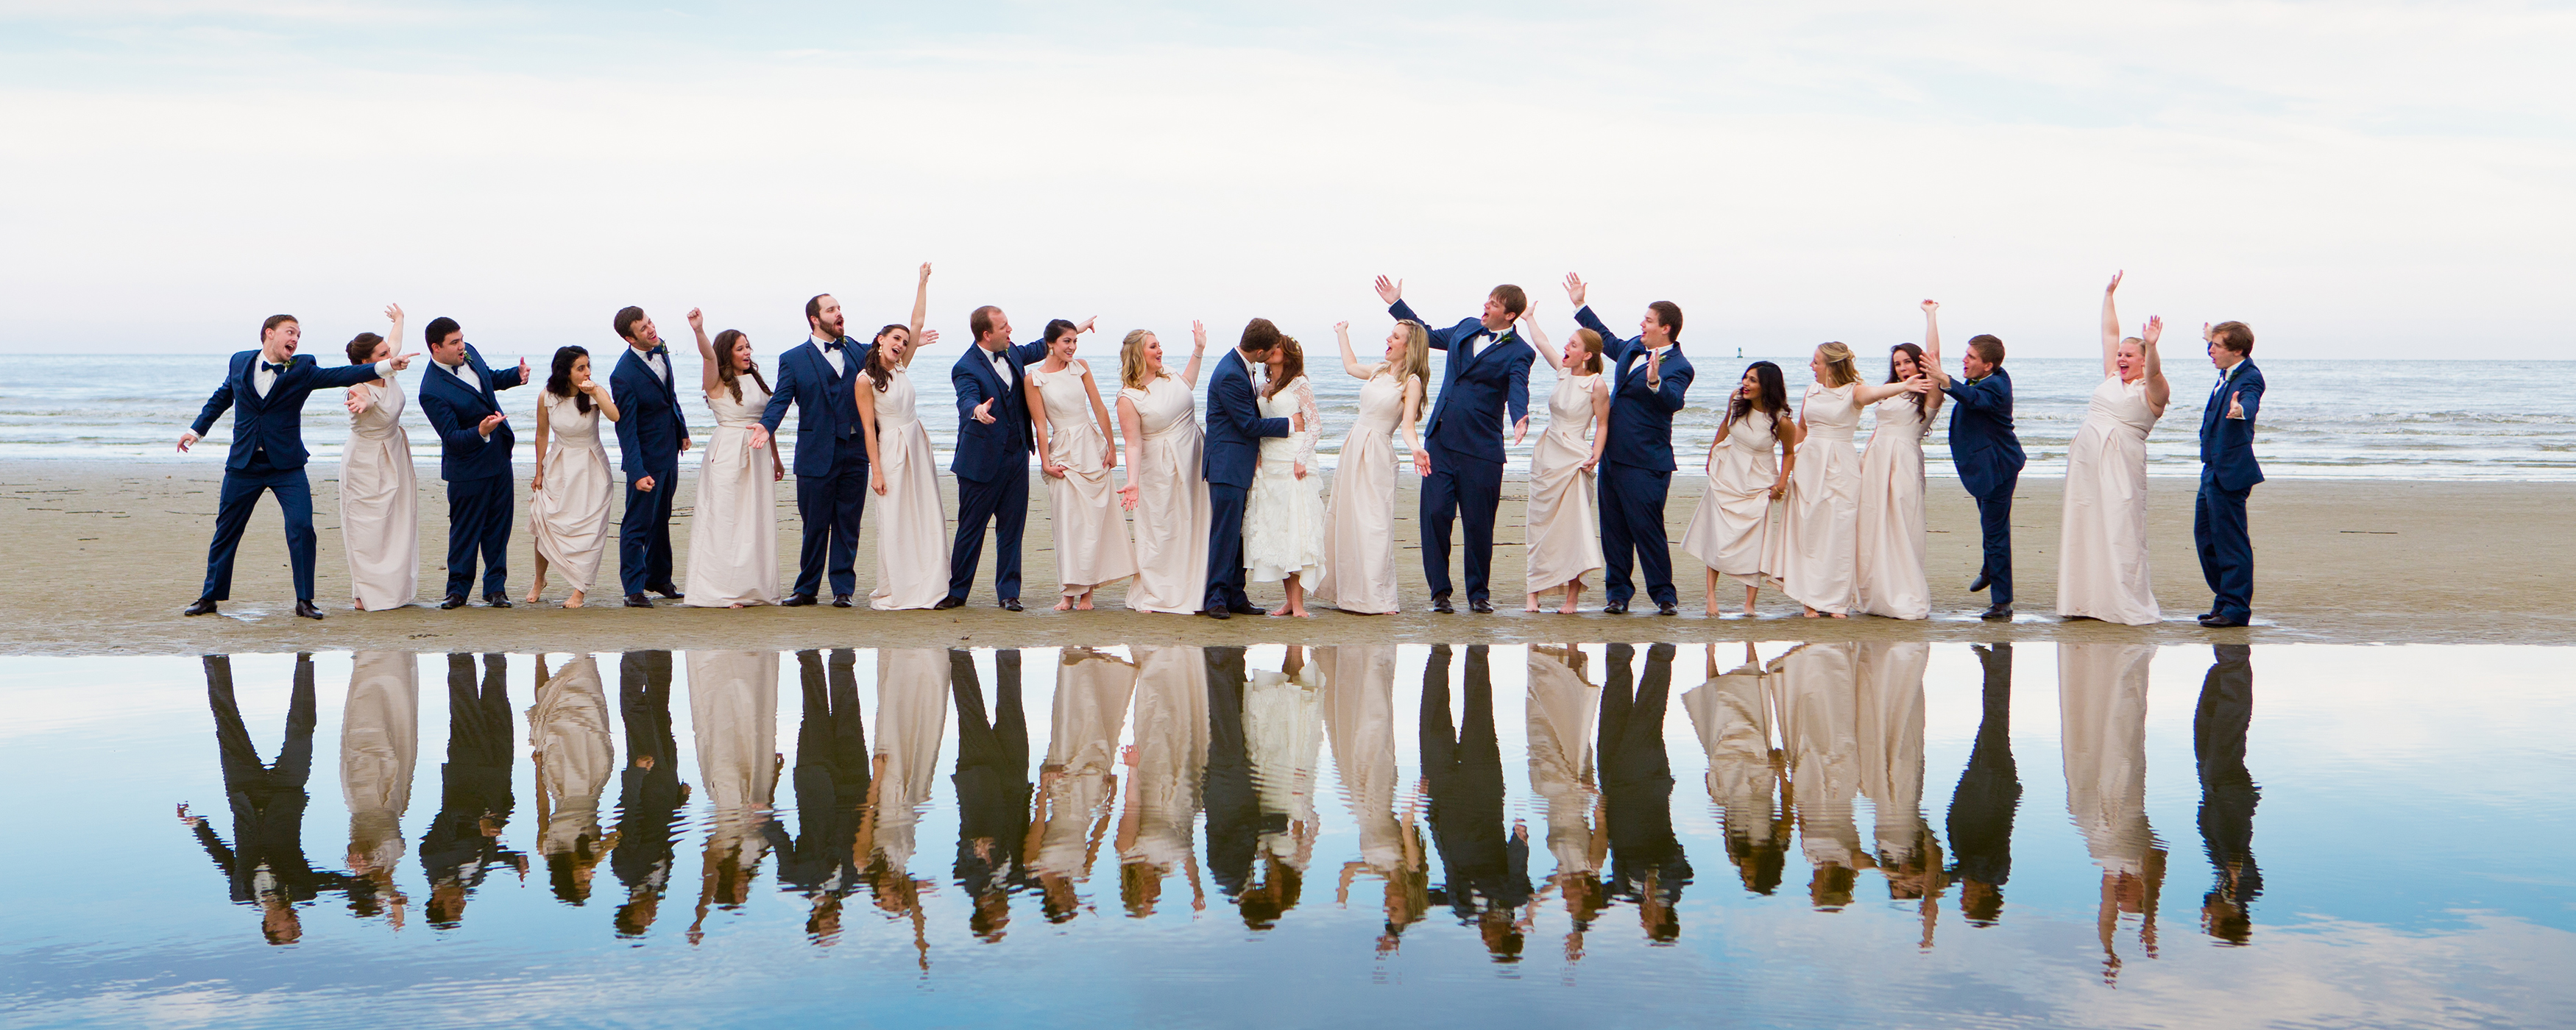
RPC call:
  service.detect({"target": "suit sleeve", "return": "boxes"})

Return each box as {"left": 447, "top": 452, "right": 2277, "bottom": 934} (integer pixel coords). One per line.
{"left": 1574, "top": 306, "right": 1643, "bottom": 365}
{"left": 760, "top": 355, "right": 797, "bottom": 433}
{"left": 1390, "top": 301, "right": 1467, "bottom": 352}
{"left": 191, "top": 373, "right": 236, "bottom": 436}
{"left": 1632, "top": 358, "right": 1691, "bottom": 413}
{"left": 1941, "top": 378, "right": 2009, "bottom": 414}
{"left": 419, "top": 387, "right": 489, "bottom": 454}
{"left": 191, "top": 820, "right": 236, "bottom": 873}
{"left": 1506, "top": 347, "right": 1535, "bottom": 428}
{"left": 2222, "top": 375, "right": 2262, "bottom": 452}
{"left": 306, "top": 360, "right": 390, "bottom": 391}
{"left": 611, "top": 367, "right": 646, "bottom": 479}
{"left": 953, "top": 358, "right": 994, "bottom": 425}
{"left": 1009, "top": 338, "right": 1050, "bottom": 366}
{"left": 1212, "top": 366, "right": 1291, "bottom": 440}
{"left": 490, "top": 361, "right": 526, "bottom": 391}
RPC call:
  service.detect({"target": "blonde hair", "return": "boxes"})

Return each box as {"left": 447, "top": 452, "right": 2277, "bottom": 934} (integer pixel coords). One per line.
{"left": 1816, "top": 342, "right": 1861, "bottom": 387}
{"left": 1390, "top": 319, "right": 1432, "bottom": 389}
{"left": 1119, "top": 330, "right": 1165, "bottom": 392}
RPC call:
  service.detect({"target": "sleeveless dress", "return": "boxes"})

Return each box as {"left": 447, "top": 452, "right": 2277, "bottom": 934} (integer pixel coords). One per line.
{"left": 2058, "top": 375, "right": 2162, "bottom": 624}
{"left": 1523, "top": 372, "right": 1607, "bottom": 594}
{"left": 684, "top": 378, "right": 780, "bottom": 606}
{"left": 867, "top": 367, "right": 951, "bottom": 610}
{"left": 1314, "top": 371, "right": 1407, "bottom": 613}
{"left": 1680, "top": 409, "right": 1783, "bottom": 589}
{"left": 1683, "top": 649, "right": 1786, "bottom": 873}
{"left": 340, "top": 376, "right": 418, "bottom": 609}
{"left": 1244, "top": 661, "right": 1324, "bottom": 867}
{"left": 528, "top": 391, "right": 615, "bottom": 592}
{"left": 1318, "top": 645, "right": 1404, "bottom": 877}
{"left": 1775, "top": 383, "right": 1861, "bottom": 614}
{"left": 1122, "top": 645, "right": 1209, "bottom": 884}
{"left": 528, "top": 655, "right": 615, "bottom": 878}
{"left": 1030, "top": 361, "right": 1139, "bottom": 597}
{"left": 1031, "top": 649, "right": 1136, "bottom": 884}
{"left": 1245, "top": 375, "right": 1324, "bottom": 584}
{"left": 687, "top": 650, "right": 781, "bottom": 899}
{"left": 1526, "top": 646, "right": 1602, "bottom": 881}
{"left": 1855, "top": 396, "right": 1932, "bottom": 619}
{"left": 1855, "top": 642, "right": 1931, "bottom": 870}
{"left": 1122, "top": 376, "right": 1214, "bottom": 613}
{"left": 1778, "top": 642, "right": 1863, "bottom": 878}
{"left": 341, "top": 650, "right": 418, "bottom": 877}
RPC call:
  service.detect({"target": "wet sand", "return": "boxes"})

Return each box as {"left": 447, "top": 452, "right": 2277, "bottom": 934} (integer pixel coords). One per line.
{"left": 3, "top": 458, "right": 2567, "bottom": 655}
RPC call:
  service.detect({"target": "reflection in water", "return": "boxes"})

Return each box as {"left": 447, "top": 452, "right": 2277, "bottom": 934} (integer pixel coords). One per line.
{"left": 1600, "top": 643, "right": 1691, "bottom": 943}
{"left": 1529, "top": 644, "right": 1604, "bottom": 957}
{"left": 1781, "top": 642, "right": 1863, "bottom": 909}
{"left": 422, "top": 653, "right": 525, "bottom": 928}
{"left": 685, "top": 651, "right": 779, "bottom": 944}
{"left": 1946, "top": 644, "right": 2021, "bottom": 927}
{"left": 182, "top": 655, "right": 358, "bottom": 944}
{"left": 1858, "top": 642, "right": 1942, "bottom": 948}
{"left": 342, "top": 650, "right": 418, "bottom": 927}
{"left": 612, "top": 650, "right": 686, "bottom": 937}
{"left": 771, "top": 650, "right": 870, "bottom": 944}
{"left": 2195, "top": 644, "right": 2262, "bottom": 945}
{"left": 1420, "top": 644, "right": 1533, "bottom": 961}
{"left": 528, "top": 653, "right": 615, "bottom": 906}
{"left": 869, "top": 648, "right": 948, "bottom": 965}
{"left": 1323, "top": 644, "right": 1430, "bottom": 953}
{"left": 2061, "top": 643, "right": 2167, "bottom": 983}
{"left": 1117, "top": 645, "right": 1207, "bottom": 918}
{"left": 1686, "top": 643, "right": 1788, "bottom": 898}
{"left": 1239, "top": 646, "right": 1323, "bottom": 929}
{"left": 952, "top": 648, "right": 1030, "bottom": 942}
{"left": 1028, "top": 647, "right": 1133, "bottom": 924}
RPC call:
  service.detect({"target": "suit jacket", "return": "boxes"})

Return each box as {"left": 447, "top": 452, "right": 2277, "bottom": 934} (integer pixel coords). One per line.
{"left": 1390, "top": 300, "right": 1535, "bottom": 466}
{"left": 1939, "top": 366, "right": 2026, "bottom": 497}
{"left": 609, "top": 346, "right": 691, "bottom": 486}
{"left": 950, "top": 339, "right": 1049, "bottom": 483}
{"left": 1200, "top": 348, "right": 1292, "bottom": 489}
{"left": 190, "top": 350, "right": 389, "bottom": 472}
{"left": 418, "top": 344, "right": 526, "bottom": 482}
{"left": 1574, "top": 306, "right": 1693, "bottom": 472}
{"left": 2198, "top": 360, "right": 2266, "bottom": 491}
{"left": 760, "top": 338, "right": 871, "bottom": 479}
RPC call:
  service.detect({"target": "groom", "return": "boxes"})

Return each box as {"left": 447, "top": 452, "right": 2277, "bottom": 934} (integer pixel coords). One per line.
{"left": 2195, "top": 321, "right": 2265, "bottom": 628}
{"left": 1568, "top": 274, "right": 1694, "bottom": 615}
{"left": 756, "top": 293, "right": 868, "bottom": 607}
{"left": 1377, "top": 275, "right": 1536, "bottom": 614}
{"left": 942, "top": 305, "right": 1050, "bottom": 611}
{"left": 1922, "top": 301, "right": 2024, "bottom": 620}
{"left": 417, "top": 316, "right": 530, "bottom": 609}
{"left": 1199, "top": 319, "right": 1301, "bottom": 619}
{"left": 609, "top": 306, "right": 692, "bottom": 608}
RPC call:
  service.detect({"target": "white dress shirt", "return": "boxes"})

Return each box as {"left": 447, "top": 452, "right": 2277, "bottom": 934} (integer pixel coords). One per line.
{"left": 442, "top": 358, "right": 481, "bottom": 393}
{"left": 986, "top": 347, "right": 1013, "bottom": 388}
{"left": 813, "top": 333, "right": 846, "bottom": 378}
{"left": 252, "top": 356, "right": 284, "bottom": 398}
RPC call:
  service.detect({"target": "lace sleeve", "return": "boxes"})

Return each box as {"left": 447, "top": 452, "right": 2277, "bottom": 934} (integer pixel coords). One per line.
{"left": 1295, "top": 378, "right": 1319, "bottom": 468}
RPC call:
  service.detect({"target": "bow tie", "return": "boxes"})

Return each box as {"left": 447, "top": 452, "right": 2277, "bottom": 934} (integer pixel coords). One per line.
{"left": 261, "top": 360, "right": 286, "bottom": 374}
{"left": 822, "top": 338, "right": 845, "bottom": 352}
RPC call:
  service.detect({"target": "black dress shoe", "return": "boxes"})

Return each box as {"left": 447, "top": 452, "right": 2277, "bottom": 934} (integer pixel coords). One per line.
{"left": 183, "top": 597, "right": 219, "bottom": 617}
{"left": 2199, "top": 614, "right": 2248, "bottom": 628}
{"left": 1978, "top": 603, "right": 2013, "bottom": 621}
{"left": 626, "top": 594, "right": 654, "bottom": 608}
{"left": 440, "top": 594, "right": 469, "bottom": 610}
{"left": 484, "top": 594, "right": 514, "bottom": 608}
{"left": 933, "top": 596, "right": 966, "bottom": 611}
{"left": 1969, "top": 572, "right": 1991, "bottom": 593}
{"left": 1432, "top": 596, "right": 1455, "bottom": 614}
{"left": 832, "top": 594, "right": 852, "bottom": 608}
{"left": 1201, "top": 606, "right": 1232, "bottom": 619}
{"left": 1657, "top": 602, "right": 1680, "bottom": 616}
{"left": 1468, "top": 599, "right": 1494, "bottom": 614}
{"left": 1603, "top": 601, "right": 1630, "bottom": 614}
{"left": 1229, "top": 603, "right": 1267, "bottom": 616}
{"left": 294, "top": 600, "right": 324, "bottom": 620}
{"left": 782, "top": 593, "right": 818, "bottom": 607}
{"left": 651, "top": 585, "right": 684, "bottom": 600}
{"left": 1000, "top": 597, "right": 1025, "bottom": 612}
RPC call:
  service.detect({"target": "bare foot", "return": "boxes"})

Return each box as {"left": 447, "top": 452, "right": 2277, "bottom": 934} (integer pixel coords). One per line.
{"left": 1076, "top": 591, "right": 1095, "bottom": 611}
{"left": 1742, "top": 603, "right": 1757, "bottom": 617}
{"left": 562, "top": 592, "right": 585, "bottom": 609}
{"left": 1703, "top": 604, "right": 1721, "bottom": 616}
{"left": 1557, "top": 596, "right": 1579, "bottom": 614}
{"left": 1828, "top": 611, "right": 1848, "bottom": 619}
{"left": 1802, "top": 607, "right": 1820, "bottom": 618}
{"left": 525, "top": 592, "right": 542, "bottom": 605}
{"left": 729, "top": 603, "right": 743, "bottom": 609}
{"left": 1054, "top": 597, "right": 1075, "bottom": 611}
{"left": 1524, "top": 593, "right": 1543, "bottom": 612}
{"left": 1267, "top": 608, "right": 1290, "bottom": 617}
{"left": 1296, "top": 608, "right": 1314, "bottom": 618}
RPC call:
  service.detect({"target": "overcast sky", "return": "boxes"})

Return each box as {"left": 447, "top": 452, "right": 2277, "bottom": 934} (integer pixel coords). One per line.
{"left": 3, "top": 0, "right": 2570, "bottom": 360}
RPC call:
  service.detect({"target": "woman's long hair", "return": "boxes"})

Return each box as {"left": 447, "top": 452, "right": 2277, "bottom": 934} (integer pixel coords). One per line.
{"left": 1391, "top": 320, "right": 1432, "bottom": 388}
{"left": 863, "top": 326, "right": 903, "bottom": 393}
{"left": 545, "top": 346, "right": 594, "bottom": 413}
{"left": 715, "top": 330, "right": 770, "bottom": 403}
{"left": 1815, "top": 342, "right": 1861, "bottom": 388}
{"left": 1886, "top": 342, "right": 1929, "bottom": 413}
{"left": 1119, "top": 330, "right": 1162, "bottom": 392}
{"left": 1262, "top": 335, "right": 1306, "bottom": 400}
{"left": 1726, "top": 360, "right": 1792, "bottom": 442}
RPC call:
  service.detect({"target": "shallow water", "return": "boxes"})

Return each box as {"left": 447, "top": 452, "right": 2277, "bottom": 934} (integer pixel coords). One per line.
{"left": 4, "top": 643, "right": 2570, "bottom": 1029}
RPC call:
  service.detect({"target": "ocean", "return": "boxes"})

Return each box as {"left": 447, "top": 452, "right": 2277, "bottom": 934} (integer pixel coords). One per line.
{"left": 4, "top": 352, "right": 2567, "bottom": 481}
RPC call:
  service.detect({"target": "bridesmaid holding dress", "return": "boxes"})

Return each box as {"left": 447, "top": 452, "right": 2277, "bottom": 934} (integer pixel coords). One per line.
{"left": 1775, "top": 343, "right": 1925, "bottom": 618}
{"left": 526, "top": 346, "right": 621, "bottom": 608}
{"left": 682, "top": 313, "right": 784, "bottom": 608}
{"left": 340, "top": 304, "right": 419, "bottom": 611}
{"left": 858, "top": 316, "right": 950, "bottom": 611}
{"left": 1116, "top": 325, "right": 1214, "bottom": 614}
{"left": 2059, "top": 272, "right": 2170, "bottom": 625}
{"left": 1244, "top": 335, "right": 1326, "bottom": 617}
{"left": 1854, "top": 342, "right": 1941, "bottom": 620}
{"left": 1025, "top": 319, "right": 1139, "bottom": 610}
{"left": 1680, "top": 361, "right": 1796, "bottom": 616}
{"left": 1313, "top": 319, "right": 1427, "bottom": 614}
{"left": 1515, "top": 313, "right": 1610, "bottom": 613}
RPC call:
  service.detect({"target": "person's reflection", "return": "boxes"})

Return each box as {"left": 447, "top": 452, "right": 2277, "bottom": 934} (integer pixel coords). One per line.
{"left": 528, "top": 653, "right": 617, "bottom": 906}
{"left": 421, "top": 653, "right": 526, "bottom": 928}
{"left": 1685, "top": 642, "right": 1789, "bottom": 899}
{"left": 1117, "top": 645, "right": 1209, "bottom": 919}
{"left": 1026, "top": 647, "right": 1135, "bottom": 925}
{"left": 686, "top": 650, "right": 780, "bottom": 945}
{"left": 1945, "top": 644, "right": 2021, "bottom": 928}
{"left": 1420, "top": 644, "right": 1532, "bottom": 961}
{"left": 2060, "top": 642, "right": 2167, "bottom": 982}
{"left": 1237, "top": 645, "right": 1323, "bottom": 930}
{"left": 1200, "top": 646, "right": 1265, "bottom": 921}
{"left": 177, "top": 654, "right": 358, "bottom": 945}
{"left": 867, "top": 648, "right": 949, "bottom": 967}
{"left": 341, "top": 650, "right": 418, "bottom": 928}
{"left": 1528, "top": 644, "right": 1605, "bottom": 959}
{"left": 1778, "top": 642, "right": 1864, "bottom": 909}
{"left": 952, "top": 648, "right": 1030, "bottom": 942}
{"left": 2195, "top": 644, "right": 2261, "bottom": 945}
{"left": 1321, "top": 644, "right": 1429, "bottom": 954}
{"left": 1857, "top": 642, "right": 1943, "bottom": 947}
{"left": 767, "top": 650, "right": 870, "bottom": 945}
{"left": 1599, "top": 643, "right": 1691, "bottom": 944}
{"left": 612, "top": 650, "right": 689, "bottom": 937}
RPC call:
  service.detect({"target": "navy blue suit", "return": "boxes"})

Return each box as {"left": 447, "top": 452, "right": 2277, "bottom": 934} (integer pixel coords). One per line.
{"left": 761, "top": 338, "right": 871, "bottom": 599}
{"left": 2195, "top": 360, "right": 2265, "bottom": 622}
{"left": 188, "top": 349, "right": 389, "bottom": 602}
{"left": 609, "top": 346, "right": 692, "bottom": 597}
{"left": 189, "top": 656, "right": 361, "bottom": 909}
{"left": 419, "top": 345, "right": 527, "bottom": 600}
{"left": 1200, "top": 348, "right": 1292, "bottom": 611}
{"left": 1575, "top": 307, "right": 1694, "bottom": 608}
{"left": 948, "top": 339, "right": 1048, "bottom": 603}
{"left": 1940, "top": 367, "right": 2026, "bottom": 606}
{"left": 1390, "top": 300, "right": 1535, "bottom": 605}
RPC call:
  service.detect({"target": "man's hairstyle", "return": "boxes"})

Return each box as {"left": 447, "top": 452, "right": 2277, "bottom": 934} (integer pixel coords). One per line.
{"left": 1239, "top": 317, "right": 1282, "bottom": 355}
{"left": 344, "top": 333, "right": 384, "bottom": 365}
{"left": 969, "top": 305, "right": 1005, "bottom": 341}
{"left": 1489, "top": 284, "right": 1528, "bottom": 318}
{"left": 2210, "top": 321, "right": 2255, "bottom": 357}
{"left": 1967, "top": 333, "right": 2006, "bottom": 366}
{"left": 1649, "top": 300, "right": 1684, "bottom": 339}
{"left": 612, "top": 306, "right": 648, "bottom": 341}
{"left": 261, "top": 314, "right": 298, "bottom": 338}
{"left": 424, "top": 316, "right": 462, "bottom": 348}
{"left": 804, "top": 294, "right": 831, "bottom": 330}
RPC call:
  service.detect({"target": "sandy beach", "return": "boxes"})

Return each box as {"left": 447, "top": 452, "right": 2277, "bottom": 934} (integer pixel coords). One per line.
{"left": 2, "top": 458, "right": 2566, "bottom": 655}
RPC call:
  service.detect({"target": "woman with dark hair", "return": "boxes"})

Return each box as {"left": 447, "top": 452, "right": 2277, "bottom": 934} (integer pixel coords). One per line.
{"left": 340, "top": 304, "right": 419, "bottom": 610}
{"left": 2058, "top": 272, "right": 2170, "bottom": 625}
{"left": 526, "top": 345, "right": 622, "bottom": 607}
{"left": 1313, "top": 319, "right": 1428, "bottom": 614}
{"left": 1855, "top": 342, "right": 1943, "bottom": 619}
{"left": 683, "top": 313, "right": 785, "bottom": 608}
{"left": 857, "top": 305, "right": 949, "bottom": 610}
{"left": 1244, "top": 334, "right": 1325, "bottom": 617}
{"left": 1515, "top": 309, "right": 1609, "bottom": 613}
{"left": 1025, "top": 317, "right": 1136, "bottom": 610}
{"left": 1681, "top": 361, "right": 1797, "bottom": 615}
{"left": 1776, "top": 344, "right": 1927, "bottom": 618}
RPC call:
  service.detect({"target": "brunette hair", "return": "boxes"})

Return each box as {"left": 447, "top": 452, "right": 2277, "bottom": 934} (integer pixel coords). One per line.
{"left": 714, "top": 329, "right": 769, "bottom": 402}
{"left": 1262, "top": 335, "right": 1306, "bottom": 400}
{"left": 1967, "top": 334, "right": 2006, "bottom": 366}
{"left": 1887, "top": 342, "right": 1930, "bottom": 413}
{"left": 804, "top": 294, "right": 831, "bottom": 333}
{"left": 612, "top": 306, "right": 647, "bottom": 342}
{"left": 969, "top": 305, "right": 1005, "bottom": 342}
{"left": 1815, "top": 342, "right": 1861, "bottom": 387}
{"left": 344, "top": 333, "right": 385, "bottom": 366}
{"left": 1489, "top": 284, "right": 1527, "bottom": 317}
{"left": 1568, "top": 328, "right": 1606, "bottom": 374}
{"left": 424, "top": 316, "right": 461, "bottom": 349}
{"left": 545, "top": 346, "right": 595, "bottom": 413}
{"left": 1649, "top": 300, "right": 1684, "bottom": 339}
{"left": 1044, "top": 319, "right": 1080, "bottom": 347}
{"left": 2209, "top": 321, "right": 2254, "bottom": 357}
{"left": 1390, "top": 320, "right": 1432, "bottom": 388}
{"left": 1238, "top": 317, "right": 1282, "bottom": 356}
{"left": 863, "top": 333, "right": 898, "bottom": 393}
{"left": 1119, "top": 330, "right": 1162, "bottom": 391}
{"left": 260, "top": 314, "right": 298, "bottom": 340}
{"left": 1727, "top": 360, "right": 1793, "bottom": 443}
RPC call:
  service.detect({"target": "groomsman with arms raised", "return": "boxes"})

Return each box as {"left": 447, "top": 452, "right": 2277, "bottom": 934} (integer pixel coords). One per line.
{"left": 1197, "top": 319, "right": 1301, "bottom": 619}
{"left": 608, "top": 306, "right": 693, "bottom": 608}
{"left": 417, "top": 316, "right": 530, "bottom": 609}
{"left": 1566, "top": 273, "right": 1694, "bottom": 615}
{"left": 755, "top": 291, "right": 870, "bottom": 608}
{"left": 1921, "top": 300, "right": 2024, "bottom": 620}
{"left": 2194, "top": 321, "right": 2264, "bottom": 628}
{"left": 179, "top": 314, "right": 418, "bottom": 619}
{"left": 1376, "top": 275, "right": 1537, "bottom": 614}
{"left": 943, "top": 305, "right": 1078, "bottom": 611}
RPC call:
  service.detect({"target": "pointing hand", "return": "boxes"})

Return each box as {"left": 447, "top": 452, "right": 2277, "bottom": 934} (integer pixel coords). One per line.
{"left": 974, "top": 399, "right": 997, "bottom": 425}
{"left": 2226, "top": 391, "right": 2246, "bottom": 419}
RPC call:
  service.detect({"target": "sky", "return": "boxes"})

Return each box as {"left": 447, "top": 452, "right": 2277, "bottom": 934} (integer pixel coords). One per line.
{"left": 2, "top": 0, "right": 2571, "bottom": 360}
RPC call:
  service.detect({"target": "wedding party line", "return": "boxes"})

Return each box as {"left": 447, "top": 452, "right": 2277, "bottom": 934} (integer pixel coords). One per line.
{"left": 176, "top": 266, "right": 2267, "bottom": 627}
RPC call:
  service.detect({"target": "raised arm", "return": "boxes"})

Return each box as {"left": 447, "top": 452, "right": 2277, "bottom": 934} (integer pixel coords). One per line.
{"left": 1520, "top": 310, "right": 1562, "bottom": 373}
{"left": 1334, "top": 322, "right": 1369, "bottom": 380}
{"left": 1178, "top": 322, "right": 1209, "bottom": 387}
{"left": 2100, "top": 271, "right": 2123, "bottom": 379}
{"left": 692, "top": 308, "right": 720, "bottom": 395}
{"left": 1565, "top": 273, "right": 1643, "bottom": 365}
{"left": 2140, "top": 315, "right": 2170, "bottom": 416}
{"left": 1632, "top": 348, "right": 1689, "bottom": 413}
{"left": 1853, "top": 376, "right": 1931, "bottom": 407}
{"left": 907, "top": 263, "right": 932, "bottom": 350}
{"left": 1920, "top": 300, "right": 1952, "bottom": 389}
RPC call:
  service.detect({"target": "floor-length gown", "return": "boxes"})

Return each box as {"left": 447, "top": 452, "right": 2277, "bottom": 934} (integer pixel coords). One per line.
{"left": 342, "top": 651, "right": 419, "bottom": 883}
{"left": 1245, "top": 377, "right": 1325, "bottom": 585}
{"left": 1680, "top": 411, "right": 1784, "bottom": 589}
{"left": 1120, "top": 645, "right": 1209, "bottom": 906}
{"left": 1524, "top": 372, "right": 1607, "bottom": 595}
{"left": 866, "top": 369, "right": 951, "bottom": 611}
{"left": 1030, "top": 363, "right": 1139, "bottom": 599}
{"left": 1777, "top": 642, "right": 1864, "bottom": 906}
{"left": 1030, "top": 648, "right": 1136, "bottom": 888}
{"left": 529, "top": 654, "right": 615, "bottom": 896}
{"left": 1314, "top": 372, "right": 1406, "bottom": 614}
{"left": 687, "top": 650, "right": 780, "bottom": 926}
{"left": 2060, "top": 642, "right": 2163, "bottom": 973}
{"left": 1684, "top": 647, "right": 1788, "bottom": 894}
{"left": 1855, "top": 397, "right": 1932, "bottom": 619}
{"left": 1777, "top": 383, "right": 1862, "bottom": 615}
{"left": 2059, "top": 376, "right": 2163, "bottom": 625}
{"left": 871, "top": 649, "right": 951, "bottom": 876}
{"left": 529, "top": 391, "right": 615, "bottom": 594}
{"left": 1122, "top": 377, "right": 1214, "bottom": 614}
{"left": 1855, "top": 642, "right": 1932, "bottom": 878}
{"left": 1526, "top": 646, "right": 1602, "bottom": 884}
{"left": 341, "top": 378, "right": 419, "bottom": 610}
{"left": 1244, "top": 658, "right": 1323, "bottom": 870}
{"left": 684, "top": 379, "right": 779, "bottom": 607}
